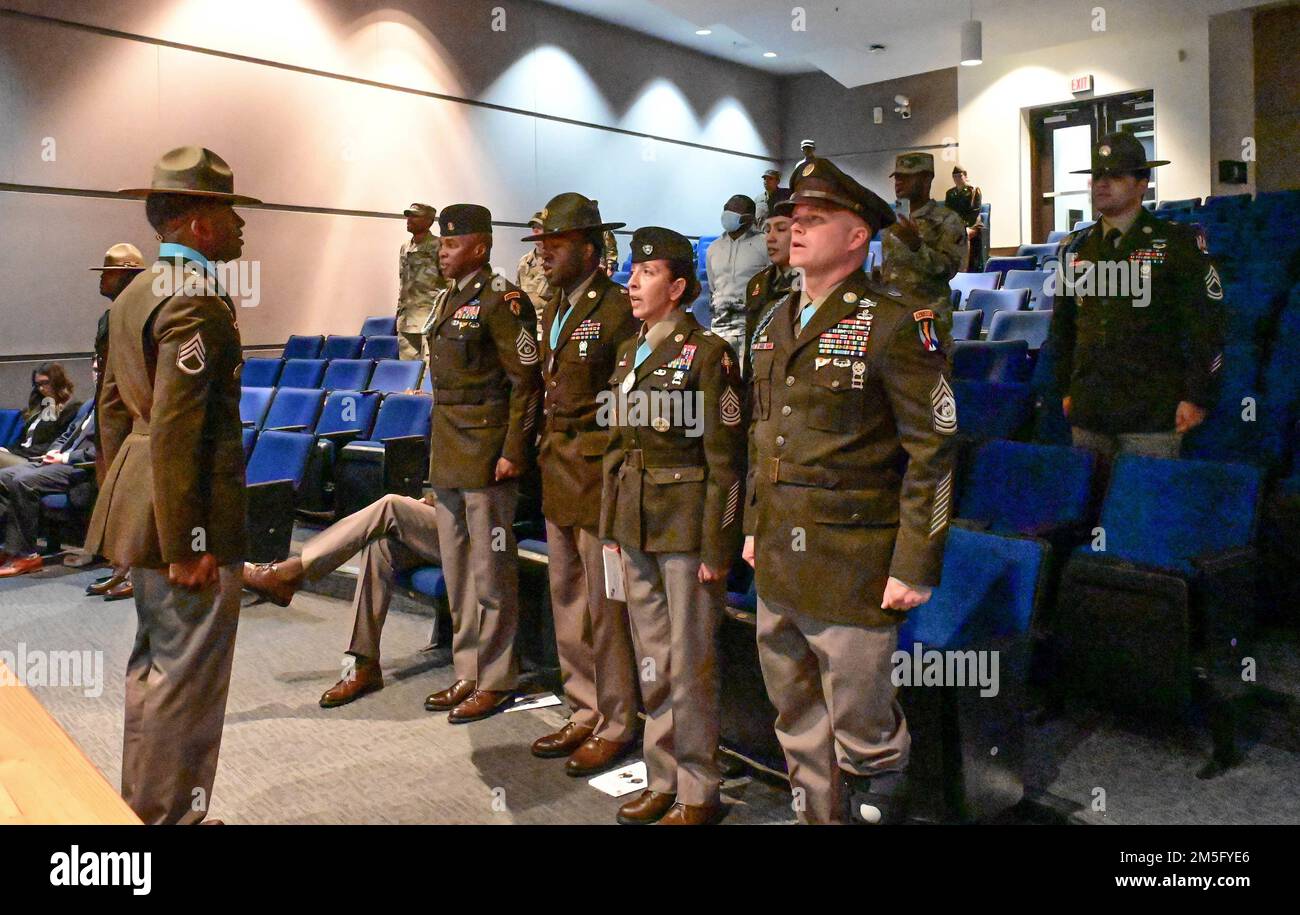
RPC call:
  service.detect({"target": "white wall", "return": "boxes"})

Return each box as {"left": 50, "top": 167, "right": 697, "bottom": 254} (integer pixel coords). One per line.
{"left": 957, "top": 0, "right": 1254, "bottom": 248}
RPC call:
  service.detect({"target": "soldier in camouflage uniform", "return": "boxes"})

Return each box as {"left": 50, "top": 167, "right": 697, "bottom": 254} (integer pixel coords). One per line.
{"left": 397, "top": 202, "right": 447, "bottom": 361}
{"left": 880, "top": 152, "right": 968, "bottom": 335}
{"left": 517, "top": 211, "right": 553, "bottom": 342}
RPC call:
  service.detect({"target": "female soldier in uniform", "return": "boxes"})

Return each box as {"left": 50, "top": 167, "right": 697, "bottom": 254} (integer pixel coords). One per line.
{"left": 599, "top": 227, "right": 746, "bottom": 825}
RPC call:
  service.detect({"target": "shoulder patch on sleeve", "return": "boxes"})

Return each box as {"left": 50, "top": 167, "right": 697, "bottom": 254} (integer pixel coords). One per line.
{"left": 915, "top": 312, "right": 941, "bottom": 352}
{"left": 176, "top": 332, "right": 207, "bottom": 375}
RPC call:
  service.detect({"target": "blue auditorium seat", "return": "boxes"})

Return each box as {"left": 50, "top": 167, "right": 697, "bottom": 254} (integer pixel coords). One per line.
{"left": 296, "top": 390, "right": 383, "bottom": 513}
{"left": 283, "top": 334, "right": 323, "bottom": 359}
{"left": 987, "top": 309, "right": 1052, "bottom": 350}
{"left": 240, "top": 386, "right": 274, "bottom": 428}
{"left": 965, "top": 287, "right": 1030, "bottom": 331}
{"left": 948, "top": 271, "right": 999, "bottom": 310}
{"left": 262, "top": 387, "right": 326, "bottom": 432}
{"left": 360, "top": 316, "right": 398, "bottom": 337}
{"left": 984, "top": 255, "right": 1036, "bottom": 278}
{"left": 517, "top": 537, "right": 549, "bottom": 559}
{"left": 333, "top": 394, "right": 433, "bottom": 518}
{"left": 240, "top": 357, "right": 282, "bottom": 388}
{"left": 360, "top": 335, "right": 400, "bottom": 361}
{"left": 1071, "top": 218, "right": 1095, "bottom": 232}
{"left": 1155, "top": 197, "right": 1200, "bottom": 213}
{"left": 0, "top": 408, "right": 21, "bottom": 447}
{"left": 244, "top": 429, "right": 315, "bottom": 562}
{"left": 242, "top": 427, "right": 257, "bottom": 461}
{"left": 1015, "top": 244, "right": 1059, "bottom": 269}
{"left": 895, "top": 525, "right": 1047, "bottom": 822}
{"left": 369, "top": 359, "right": 423, "bottom": 393}
{"left": 611, "top": 271, "right": 631, "bottom": 286}
{"left": 957, "top": 440, "right": 1095, "bottom": 538}
{"left": 953, "top": 380, "right": 1034, "bottom": 440}
{"left": 690, "top": 295, "right": 711, "bottom": 328}
{"left": 950, "top": 309, "right": 982, "bottom": 341}
{"left": 951, "top": 339, "right": 1032, "bottom": 383}
{"left": 696, "top": 235, "right": 719, "bottom": 262}
{"left": 322, "top": 335, "right": 364, "bottom": 360}
{"left": 1000, "top": 269, "right": 1052, "bottom": 309}
{"left": 279, "top": 358, "right": 327, "bottom": 389}
{"left": 322, "top": 358, "right": 374, "bottom": 391}
{"left": 1055, "top": 456, "right": 1262, "bottom": 762}
{"left": 399, "top": 566, "right": 447, "bottom": 600}
{"left": 1045, "top": 230, "right": 1069, "bottom": 244}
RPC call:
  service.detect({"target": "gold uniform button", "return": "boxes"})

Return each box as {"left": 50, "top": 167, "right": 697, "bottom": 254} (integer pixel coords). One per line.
{"left": 776, "top": 435, "right": 785, "bottom": 446}
{"left": 673, "top": 472, "right": 682, "bottom": 480}
{"left": 549, "top": 380, "right": 557, "bottom": 388}
{"left": 781, "top": 405, "right": 791, "bottom": 416}
{"left": 785, "top": 375, "right": 795, "bottom": 386}
{"left": 832, "top": 380, "right": 840, "bottom": 388}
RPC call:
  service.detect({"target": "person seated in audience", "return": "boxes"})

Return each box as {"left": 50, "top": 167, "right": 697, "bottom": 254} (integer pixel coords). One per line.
{"left": 601, "top": 226, "right": 746, "bottom": 825}
{"left": 944, "top": 165, "right": 983, "bottom": 270}
{"left": 706, "top": 194, "right": 769, "bottom": 368}
{"left": 0, "top": 364, "right": 81, "bottom": 470}
{"left": 0, "top": 398, "right": 97, "bottom": 577}
{"left": 1049, "top": 132, "right": 1225, "bottom": 464}
{"left": 743, "top": 202, "right": 798, "bottom": 381}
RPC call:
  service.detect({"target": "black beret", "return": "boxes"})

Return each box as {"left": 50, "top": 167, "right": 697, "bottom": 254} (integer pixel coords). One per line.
{"left": 630, "top": 226, "right": 695, "bottom": 267}
{"left": 789, "top": 157, "right": 896, "bottom": 232}
{"left": 439, "top": 204, "right": 492, "bottom": 237}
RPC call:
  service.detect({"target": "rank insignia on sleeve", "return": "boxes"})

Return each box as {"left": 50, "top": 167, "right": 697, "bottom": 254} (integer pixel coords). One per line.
{"left": 516, "top": 328, "right": 539, "bottom": 365}
{"left": 931, "top": 375, "right": 957, "bottom": 435}
{"left": 1205, "top": 265, "right": 1224, "bottom": 300}
{"left": 176, "top": 332, "right": 206, "bottom": 375}
{"left": 719, "top": 386, "right": 742, "bottom": 426}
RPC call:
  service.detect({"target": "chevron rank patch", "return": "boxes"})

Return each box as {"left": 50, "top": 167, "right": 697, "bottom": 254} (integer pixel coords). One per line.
{"left": 516, "top": 328, "right": 539, "bottom": 365}
{"left": 1205, "top": 265, "right": 1224, "bottom": 301}
{"left": 176, "top": 332, "right": 207, "bottom": 375}
{"left": 930, "top": 470, "right": 952, "bottom": 538}
{"left": 931, "top": 375, "right": 957, "bottom": 435}
{"left": 719, "top": 386, "right": 742, "bottom": 426}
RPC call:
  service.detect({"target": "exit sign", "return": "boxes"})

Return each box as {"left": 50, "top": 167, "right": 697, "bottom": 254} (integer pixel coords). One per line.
{"left": 1071, "top": 74, "right": 1094, "bottom": 94}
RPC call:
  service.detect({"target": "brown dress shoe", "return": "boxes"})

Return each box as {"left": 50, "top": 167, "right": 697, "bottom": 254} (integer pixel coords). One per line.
{"left": 565, "top": 736, "right": 635, "bottom": 776}
{"left": 86, "top": 572, "right": 127, "bottom": 596}
{"left": 448, "top": 689, "right": 514, "bottom": 723}
{"left": 531, "top": 722, "right": 594, "bottom": 759}
{"left": 655, "top": 802, "right": 725, "bottom": 826}
{"left": 424, "top": 679, "right": 476, "bottom": 711}
{"left": 320, "top": 660, "right": 383, "bottom": 708}
{"left": 103, "top": 580, "right": 134, "bottom": 602}
{"left": 0, "top": 555, "right": 44, "bottom": 578}
{"left": 242, "top": 560, "right": 303, "bottom": 607}
{"left": 616, "top": 789, "right": 677, "bottom": 825}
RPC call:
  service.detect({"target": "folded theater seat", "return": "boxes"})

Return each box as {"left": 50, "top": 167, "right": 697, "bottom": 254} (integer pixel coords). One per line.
{"left": 333, "top": 393, "right": 432, "bottom": 519}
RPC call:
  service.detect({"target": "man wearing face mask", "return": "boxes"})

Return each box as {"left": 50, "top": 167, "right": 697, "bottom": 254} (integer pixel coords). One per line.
{"left": 706, "top": 194, "right": 769, "bottom": 371}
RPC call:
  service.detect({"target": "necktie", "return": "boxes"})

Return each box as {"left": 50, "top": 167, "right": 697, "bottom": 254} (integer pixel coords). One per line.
{"left": 1105, "top": 228, "right": 1122, "bottom": 251}
{"left": 796, "top": 298, "right": 817, "bottom": 335}
{"left": 550, "top": 298, "right": 576, "bottom": 350}
{"left": 622, "top": 339, "right": 653, "bottom": 394}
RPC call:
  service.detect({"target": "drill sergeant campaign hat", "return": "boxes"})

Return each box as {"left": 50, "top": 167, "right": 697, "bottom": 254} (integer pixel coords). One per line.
{"left": 790, "top": 157, "right": 897, "bottom": 232}
{"left": 438, "top": 204, "right": 493, "bottom": 237}
{"left": 889, "top": 151, "right": 936, "bottom": 176}
{"left": 403, "top": 203, "right": 437, "bottom": 219}
{"left": 1071, "top": 131, "right": 1170, "bottom": 176}
{"left": 119, "top": 146, "right": 261, "bottom": 205}
{"left": 521, "top": 192, "right": 625, "bottom": 241}
{"left": 89, "top": 242, "right": 146, "bottom": 271}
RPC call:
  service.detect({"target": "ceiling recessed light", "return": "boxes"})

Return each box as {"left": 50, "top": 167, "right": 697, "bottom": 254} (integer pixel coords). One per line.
{"left": 695, "top": 28, "right": 712, "bottom": 36}
{"left": 763, "top": 51, "right": 778, "bottom": 58}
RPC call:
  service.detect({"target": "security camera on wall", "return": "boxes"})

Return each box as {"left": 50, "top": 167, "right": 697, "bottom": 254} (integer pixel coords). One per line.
{"left": 893, "top": 94, "right": 911, "bottom": 119}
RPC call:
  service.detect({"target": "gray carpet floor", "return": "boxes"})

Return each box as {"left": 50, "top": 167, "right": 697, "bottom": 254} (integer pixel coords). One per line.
{"left": 3, "top": 560, "right": 1299, "bottom": 825}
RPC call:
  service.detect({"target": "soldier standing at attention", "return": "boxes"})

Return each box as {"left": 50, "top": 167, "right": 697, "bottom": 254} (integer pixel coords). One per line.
{"left": 744, "top": 157, "right": 958, "bottom": 825}
{"left": 397, "top": 202, "right": 446, "bottom": 361}
{"left": 413, "top": 204, "right": 542, "bottom": 722}
{"left": 1050, "top": 132, "right": 1224, "bottom": 464}
{"left": 944, "top": 165, "right": 984, "bottom": 270}
{"left": 84, "top": 146, "right": 258, "bottom": 825}
{"left": 524, "top": 194, "right": 642, "bottom": 776}
{"left": 601, "top": 227, "right": 746, "bottom": 826}
{"left": 881, "top": 152, "right": 968, "bottom": 329}
{"left": 744, "top": 201, "right": 799, "bottom": 382}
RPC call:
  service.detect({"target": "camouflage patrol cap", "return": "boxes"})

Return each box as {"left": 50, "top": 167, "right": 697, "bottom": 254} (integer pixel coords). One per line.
{"left": 89, "top": 242, "right": 146, "bottom": 272}
{"left": 403, "top": 203, "right": 437, "bottom": 219}
{"left": 1071, "top": 131, "right": 1169, "bottom": 176}
{"left": 890, "top": 152, "right": 935, "bottom": 176}
{"left": 790, "top": 157, "right": 896, "bottom": 232}
{"left": 630, "top": 226, "right": 694, "bottom": 267}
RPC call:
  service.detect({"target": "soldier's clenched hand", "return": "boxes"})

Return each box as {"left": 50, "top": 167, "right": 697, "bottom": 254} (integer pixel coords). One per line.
{"left": 742, "top": 535, "right": 755, "bottom": 569}
{"left": 882, "top": 576, "right": 931, "bottom": 611}
{"left": 698, "top": 562, "right": 726, "bottom": 584}
{"left": 495, "top": 456, "right": 521, "bottom": 481}
{"left": 169, "top": 552, "right": 218, "bottom": 591}
{"left": 1175, "top": 401, "right": 1207, "bottom": 435}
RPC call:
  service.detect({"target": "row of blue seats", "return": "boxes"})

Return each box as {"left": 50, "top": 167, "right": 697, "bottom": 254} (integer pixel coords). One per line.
{"left": 282, "top": 334, "right": 400, "bottom": 362}
{"left": 243, "top": 357, "right": 423, "bottom": 393}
